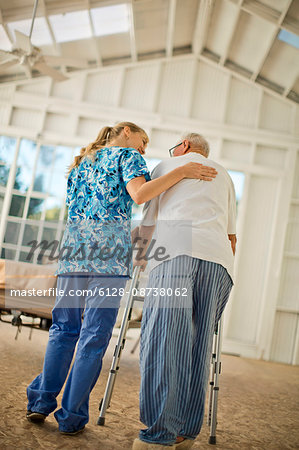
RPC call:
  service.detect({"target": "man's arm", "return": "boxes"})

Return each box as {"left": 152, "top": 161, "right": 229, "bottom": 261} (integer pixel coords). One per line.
{"left": 228, "top": 234, "right": 237, "bottom": 255}
{"left": 133, "top": 225, "right": 156, "bottom": 271}
{"left": 228, "top": 176, "right": 237, "bottom": 255}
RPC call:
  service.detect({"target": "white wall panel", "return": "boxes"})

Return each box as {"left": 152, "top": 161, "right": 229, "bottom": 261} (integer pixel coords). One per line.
{"left": 77, "top": 117, "right": 104, "bottom": 139}
{"left": 227, "top": 175, "right": 278, "bottom": 343}
{"left": 290, "top": 204, "right": 299, "bottom": 220}
{"left": 270, "top": 312, "right": 298, "bottom": 364}
{"left": 44, "top": 112, "right": 71, "bottom": 134}
{"left": 295, "top": 106, "right": 299, "bottom": 137}
{"left": 225, "top": 77, "right": 260, "bottom": 128}
{"left": 150, "top": 128, "right": 182, "bottom": 150}
{"left": 285, "top": 221, "right": 299, "bottom": 254}
{"left": 0, "top": 105, "right": 11, "bottom": 125}
{"left": 221, "top": 140, "right": 252, "bottom": 163}
{"left": 255, "top": 145, "right": 287, "bottom": 169}
{"left": 278, "top": 259, "right": 299, "bottom": 310}
{"left": 10, "top": 107, "right": 43, "bottom": 130}
{"left": 121, "top": 64, "right": 160, "bottom": 112}
{"left": 0, "top": 85, "right": 14, "bottom": 101}
{"left": 259, "top": 93, "right": 293, "bottom": 134}
{"left": 97, "top": 33, "right": 131, "bottom": 59}
{"left": 51, "top": 77, "right": 79, "bottom": 100}
{"left": 192, "top": 62, "right": 229, "bottom": 122}
{"left": 83, "top": 70, "right": 123, "bottom": 106}
{"left": 16, "top": 80, "right": 50, "bottom": 96}
{"left": 292, "top": 153, "right": 299, "bottom": 198}
{"left": 158, "top": 59, "right": 196, "bottom": 117}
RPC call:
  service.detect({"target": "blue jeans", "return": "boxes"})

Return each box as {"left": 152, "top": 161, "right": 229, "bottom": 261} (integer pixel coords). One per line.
{"left": 27, "top": 272, "right": 128, "bottom": 432}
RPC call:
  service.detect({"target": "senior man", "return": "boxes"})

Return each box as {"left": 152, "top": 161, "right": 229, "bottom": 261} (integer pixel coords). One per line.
{"left": 132, "top": 133, "right": 237, "bottom": 450}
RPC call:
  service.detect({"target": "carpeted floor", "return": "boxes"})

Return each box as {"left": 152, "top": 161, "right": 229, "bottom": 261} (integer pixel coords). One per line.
{"left": 0, "top": 319, "right": 298, "bottom": 449}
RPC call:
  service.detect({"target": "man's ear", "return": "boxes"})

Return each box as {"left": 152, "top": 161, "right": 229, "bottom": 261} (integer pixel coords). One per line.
{"left": 183, "top": 140, "right": 190, "bottom": 154}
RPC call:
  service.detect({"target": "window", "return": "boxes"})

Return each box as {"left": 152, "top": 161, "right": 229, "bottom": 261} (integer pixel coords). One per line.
{"left": 45, "top": 197, "right": 62, "bottom": 222}
{"left": 1, "top": 248, "right": 16, "bottom": 260}
{"left": 0, "top": 136, "right": 17, "bottom": 187}
{"left": 22, "top": 224, "right": 39, "bottom": 246}
{"left": 0, "top": 136, "right": 76, "bottom": 265}
{"left": 33, "top": 145, "right": 55, "bottom": 193}
{"left": 27, "top": 198, "right": 45, "bottom": 220}
{"left": 0, "top": 192, "right": 4, "bottom": 214}
{"left": 278, "top": 30, "right": 299, "bottom": 50}
{"left": 90, "top": 4, "right": 129, "bottom": 37}
{"left": 4, "top": 221, "right": 21, "bottom": 245}
{"left": 228, "top": 170, "right": 245, "bottom": 212}
{"left": 14, "top": 139, "right": 37, "bottom": 193}
{"left": 9, "top": 194, "right": 26, "bottom": 217}
{"left": 49, "top": 10, "right": 92, "bottom": 43}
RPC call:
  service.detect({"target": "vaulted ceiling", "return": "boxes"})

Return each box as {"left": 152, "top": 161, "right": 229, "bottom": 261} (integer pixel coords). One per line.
{"left": 0, "top": 0, "right": 298, "bottom": 103}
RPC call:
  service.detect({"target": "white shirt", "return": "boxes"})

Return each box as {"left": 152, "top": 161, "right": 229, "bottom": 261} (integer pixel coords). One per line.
{"left": 140, "top": 152, "right": 236, "bottom": 281}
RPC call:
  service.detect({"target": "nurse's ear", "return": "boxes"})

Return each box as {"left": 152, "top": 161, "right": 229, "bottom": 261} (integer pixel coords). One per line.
{"left": 123, "top": 126, "right": 131, "bottom": 140}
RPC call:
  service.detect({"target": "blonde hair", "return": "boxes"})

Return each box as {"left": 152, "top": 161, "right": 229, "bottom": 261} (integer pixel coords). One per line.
{"left": 67, "top": 121, "right": 149, "bottom": 174}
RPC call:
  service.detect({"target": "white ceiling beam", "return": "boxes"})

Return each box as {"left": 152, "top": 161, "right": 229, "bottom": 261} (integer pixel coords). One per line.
{"left": 219, "top": 0, "right": 243, "bottom": 66}
{"left": 86, "top": 0, "right": 102, "bottom": 66}
{"left": 128, "top": 2, "right": 137, "bottom": 62}
{"left": 282, "top": 16, "right": 299, "bottom": 36}
{"left": 192, "top": 0, "right": 215, "bottom": 56}
{"left": 166, "top": 0, "right": 177, "bottom": 58}
{"left": 2, "top": 0, "right": 125, "bottom": 21}
{"left": 228, "top": 0, "right": 299, "bottom": 34}
{"left": 283, "top": 75, "right": 298, "bottom": 98}
{"left": 39, "top": 0, "right": 61, "bottom": 56}
{"left": 250, "top": 0, "right": 293, "bottom": 82}
{"left": 242, "top": 0, "right": 280, "bottom": 24}
{"left": 23, "top": 63, "right": 32, "bottom": 79}
{"left": 250, "top": 29, "right": 279, "bottom": 81}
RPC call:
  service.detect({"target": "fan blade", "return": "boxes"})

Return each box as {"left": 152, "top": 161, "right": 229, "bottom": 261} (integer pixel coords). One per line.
{"left": 14, "top": 30, "right": 32, "bottom": 53}
{"left": 0, "top": 59, "right": 18, "bottom": 70}
{"left": 0, "top": 49, "right": 17, "bottom": 60}
{"left": 43, "top": 55, "right": 89, "bottom": 69}
{"left": 34, "top": 62, "right": 68, "bottom": 81}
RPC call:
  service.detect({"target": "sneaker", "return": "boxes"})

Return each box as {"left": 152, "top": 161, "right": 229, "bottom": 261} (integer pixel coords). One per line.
{"left": 60, "top": 426, "right": 85, "bottom": 436}
{"left": 26, "top": 410, "right": 47, "bottom": 423}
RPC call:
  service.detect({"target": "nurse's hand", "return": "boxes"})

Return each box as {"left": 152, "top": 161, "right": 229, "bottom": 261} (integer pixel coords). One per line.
{"left": 182, "top": 162, "right": 217, "bottom": 181}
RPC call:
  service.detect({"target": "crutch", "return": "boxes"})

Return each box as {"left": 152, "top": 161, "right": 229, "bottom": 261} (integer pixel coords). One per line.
{"left": 207, "top": 316, "right": 224, "bottom": 444}
{"left": 97, "top": 266, "right": 141, "bottom": 426}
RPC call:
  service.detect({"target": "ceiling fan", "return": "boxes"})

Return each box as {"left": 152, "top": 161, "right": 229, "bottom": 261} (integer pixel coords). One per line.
{"left": 0, "top": 0, "right": 90, "bottom": 81}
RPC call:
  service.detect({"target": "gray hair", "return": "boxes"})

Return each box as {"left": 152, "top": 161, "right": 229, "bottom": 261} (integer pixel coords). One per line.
{"left": 181, "top": 132, "right": 210, "bottom": 157}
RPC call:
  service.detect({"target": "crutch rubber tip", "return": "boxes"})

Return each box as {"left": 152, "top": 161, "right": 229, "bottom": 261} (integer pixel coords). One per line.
{"left": 209, "top": 436, "right": 216, "bottom": 445}
{"left": 97, "top": 417, "right": 105, "bottom": 426}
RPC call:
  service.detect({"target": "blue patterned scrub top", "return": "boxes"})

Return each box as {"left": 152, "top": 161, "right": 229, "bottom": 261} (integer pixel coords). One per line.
{"left": 55, "top": 146, "right": 150, "bottom": 277}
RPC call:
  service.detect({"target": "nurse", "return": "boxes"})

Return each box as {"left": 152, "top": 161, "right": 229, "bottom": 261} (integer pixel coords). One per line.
{"left": 26, "top": 122, "right": 217, "bottom": 435}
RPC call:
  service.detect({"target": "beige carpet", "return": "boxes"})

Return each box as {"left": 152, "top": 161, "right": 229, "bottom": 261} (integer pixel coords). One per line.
{"left": 0, "top": 320, "right": 298, "bottom": 450}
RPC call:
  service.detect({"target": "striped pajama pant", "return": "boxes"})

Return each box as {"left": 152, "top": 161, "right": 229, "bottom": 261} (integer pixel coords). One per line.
{"left": 139, "top": 255, "right": 233, "bottom": 446}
